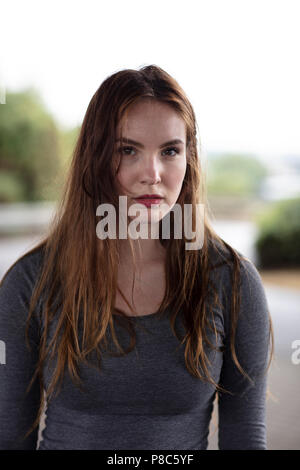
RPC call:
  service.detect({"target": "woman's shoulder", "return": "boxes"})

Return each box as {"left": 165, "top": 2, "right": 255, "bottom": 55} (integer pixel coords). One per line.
{"left": 0, "top": 242, "right": 46, "bottom": 296}
{"left": 207, "top": 236, "right": 268, "bottom": 314}
{"left": 0, "top": 244, "right": 46, "bottom": 364}
{"left": 207, "top": 236, "right": 263, "bottom": 288}
{"left": 207, "top": 237, "right": 269, "bottom": 330}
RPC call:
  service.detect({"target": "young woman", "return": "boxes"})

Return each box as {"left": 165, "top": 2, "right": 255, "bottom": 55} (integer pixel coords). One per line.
{"left": 0, "top": 65, "right": 274, "bottom": 450}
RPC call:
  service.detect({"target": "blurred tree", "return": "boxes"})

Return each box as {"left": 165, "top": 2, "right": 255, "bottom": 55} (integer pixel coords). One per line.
{"left": 58, "top": 125, "right": 80, "bottom": 173}
{"left": 0, "top": 88, "right": 66, "bottom": 202}
{"left": 207, "top": 153, "right": 267, "bottom": 197}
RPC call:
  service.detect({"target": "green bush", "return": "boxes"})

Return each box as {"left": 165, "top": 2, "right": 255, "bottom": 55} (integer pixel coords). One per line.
{"left": 0, "top": 170, "right": 26, "bottom": 201}
{"left": 254, "top": 197, "right": 300, "bottom": 268}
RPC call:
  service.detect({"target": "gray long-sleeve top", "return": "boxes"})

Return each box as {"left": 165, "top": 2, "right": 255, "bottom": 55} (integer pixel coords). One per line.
{"left": 0, "top": 246, "right": 271, "bottom": 450}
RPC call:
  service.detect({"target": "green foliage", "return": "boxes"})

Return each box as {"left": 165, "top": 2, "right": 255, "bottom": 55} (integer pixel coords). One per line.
{"left": 207, "top": 153, "right": 267, "bottom": 197}
{"left": 254, "top": 197, "right": 300, "bottom": 268}
{"left": 0, "top": 170, "right": 25, "bottom": 200}
{"left": 0, "top": 88, "right": 66, "bottom": 202}
{"left": 58, "top": 125, "right": 80, "bottom": 172}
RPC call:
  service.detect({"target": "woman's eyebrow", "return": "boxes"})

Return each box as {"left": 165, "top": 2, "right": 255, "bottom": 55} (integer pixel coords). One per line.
{"left": 115, "top": 137, "right": 185, "bottom": 149}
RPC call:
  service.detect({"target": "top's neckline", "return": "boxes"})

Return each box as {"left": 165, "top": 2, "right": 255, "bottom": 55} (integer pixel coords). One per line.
{"left": 128, "top": 310, "right": 161, "bottom": 319}
{"left": 115, "top": 307, "right": 168, "bottom": 320}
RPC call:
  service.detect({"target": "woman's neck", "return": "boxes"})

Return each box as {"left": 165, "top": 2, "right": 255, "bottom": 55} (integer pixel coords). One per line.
{"left": 118, "top": 236, "right": 166, "bottom": 268}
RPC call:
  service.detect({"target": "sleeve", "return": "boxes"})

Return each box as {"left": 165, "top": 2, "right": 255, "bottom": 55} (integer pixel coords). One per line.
{"left": 217, "top": 257, "right": 271, "bottom": 450}
{"left": 0, "top": 257, "right": 41, "bottom": 449}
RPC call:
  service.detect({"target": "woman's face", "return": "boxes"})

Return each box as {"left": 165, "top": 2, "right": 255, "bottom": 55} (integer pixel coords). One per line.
{"left": 115, "top": 99, "right": 187, "bottom": 224}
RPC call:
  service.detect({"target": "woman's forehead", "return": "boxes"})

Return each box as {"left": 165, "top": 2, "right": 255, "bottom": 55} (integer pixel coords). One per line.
{"left": 117, "top": 104, "right": 186, "bottom": 143}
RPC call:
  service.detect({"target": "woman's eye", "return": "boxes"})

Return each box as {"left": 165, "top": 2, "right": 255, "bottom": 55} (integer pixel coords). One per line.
{"left": 118, "top": 146, "right": 179, "bottom": 157}
{"left": 119, "top": 146, "right": 136, "bottom": 156}
{"left": 162, "top": 147, "right": 180, "bottom": 157}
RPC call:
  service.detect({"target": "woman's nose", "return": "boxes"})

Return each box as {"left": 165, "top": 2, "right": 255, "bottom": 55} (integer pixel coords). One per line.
{"left": 139, "top": 157, "right": 162, "bottom": 184}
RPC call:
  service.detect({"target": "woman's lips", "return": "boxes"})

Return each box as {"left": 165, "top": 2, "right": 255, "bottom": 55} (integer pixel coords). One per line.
{"left": 133, "top": 197, "right": 163, "bottom": 207}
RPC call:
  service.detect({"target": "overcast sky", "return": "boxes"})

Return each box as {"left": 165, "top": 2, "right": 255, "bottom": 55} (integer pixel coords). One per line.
{"left": 1, "top": 0, "right": 299, "bottom": 160}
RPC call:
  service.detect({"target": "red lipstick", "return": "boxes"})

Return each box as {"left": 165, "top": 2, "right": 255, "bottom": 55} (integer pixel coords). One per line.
{"left": 134, "top": 194, "right": 163, "bottom": 207}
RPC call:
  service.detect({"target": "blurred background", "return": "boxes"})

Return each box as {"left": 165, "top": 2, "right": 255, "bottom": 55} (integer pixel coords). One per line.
{"left": 0, "top": 0, "right": 299, "bottom": 450}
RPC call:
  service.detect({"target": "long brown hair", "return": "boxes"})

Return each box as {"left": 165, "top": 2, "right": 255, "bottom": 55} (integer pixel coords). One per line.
{"left": 1, "top": 65, "right": 274, "bottom": 441}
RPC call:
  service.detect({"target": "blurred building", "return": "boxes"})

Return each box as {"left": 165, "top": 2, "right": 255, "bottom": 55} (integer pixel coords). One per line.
{"left": 259, "top": 154, "right": 300, "bottom": 201}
